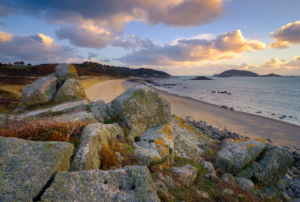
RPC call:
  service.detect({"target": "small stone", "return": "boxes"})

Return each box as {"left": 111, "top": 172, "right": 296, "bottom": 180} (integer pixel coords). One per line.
{"left": 196, "top": 190, "right": 209, "bottom": 199}
{"left": 221, "top": 173, "right": 236, "bottom": 184}
{"left": 283, "top": 192, "right": 292, "bottom": 202}
{"left": 171, "top": 164, "right": 198, "bottom": 187}
{"left": 222, "top": 188, "right": 234, "bottom": 196}
{"left": 162, "top": 175, "right": 175, "bottom": 189}
{"left": 292, "top": 167, "right": 300, "bottom": 175}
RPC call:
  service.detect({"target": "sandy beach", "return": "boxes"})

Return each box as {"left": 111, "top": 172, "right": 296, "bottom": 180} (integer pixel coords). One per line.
{"left": 87, "top": 79, "right": 300, "bottom": 149}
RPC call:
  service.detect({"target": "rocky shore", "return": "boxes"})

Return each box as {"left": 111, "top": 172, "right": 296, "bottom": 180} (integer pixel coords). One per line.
{"left": 0, "top": 64, "right": 299, "bottom": 201}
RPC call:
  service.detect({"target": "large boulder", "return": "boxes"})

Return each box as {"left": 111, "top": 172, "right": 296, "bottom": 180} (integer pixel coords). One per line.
{"left": 90, "top": 99, "right": 110, "bottom": 123}
{"left": 107, "top": 86, "right": 171, "bottom": 138}
{"left": 41, "top": 166, "right": 160, "bottom": 202}
{"left": 22, "top": 74, "right": 57, "bottom": 106}
{"left": 70, "top": 123, "right": 120, "bottom": 171}
{"left": 236, "top": 162, "right": 262, "bottom": 179}
{"left": 253, "top": 147, "right": 293, "bottom": 185}
{"left": 0, "top": 137, "right": 74, "bottom": 202}
{"left": 214, "top": 138, "right": 269, "bottom": 174}
{"left": 55, "top": 78, "right": 84, "bottom": 103}
{"left": 55, "top": 63, "right": 78, "bottom": 85}
{"left": 134, "top": 124, "right": 174, "bottom": 166}
{"left": 53, "top": 111, "right": 98, "bottom": 125}
{"left": 172, "top": 116, "right": 217, "bottom": 160}
{"left": 171, "top": 164, "right": 198, "bottom": 187}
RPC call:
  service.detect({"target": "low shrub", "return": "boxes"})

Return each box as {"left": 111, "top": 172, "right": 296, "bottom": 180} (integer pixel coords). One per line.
{"left": 100, "top": 144, "right": 118, "bottom": 170}
{"left": 0, "top": 115, "right": 84, "bottom": 149}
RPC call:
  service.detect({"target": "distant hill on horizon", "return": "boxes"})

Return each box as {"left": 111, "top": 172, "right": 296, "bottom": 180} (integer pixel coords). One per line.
{"left": 213, "top": 69, "right": 281, "bottom": 77}
{"left": 108, "top": 66, "right": 172, "bottom": 78}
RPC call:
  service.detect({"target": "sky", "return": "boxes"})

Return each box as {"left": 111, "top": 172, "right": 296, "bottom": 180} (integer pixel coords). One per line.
{"left": 0, "top": 0, "right": 299, "bottom": 76}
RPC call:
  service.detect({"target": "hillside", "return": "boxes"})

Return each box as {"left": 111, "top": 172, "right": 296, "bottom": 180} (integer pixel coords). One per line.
{"left": 213, "top": 69, "right": 259, "bottom": 77}
{"left": 261, "top": 73, "right": 282, "bottom": 77}
{"left": 213, "top": 69, "right": 283, "bottom": 77}
{"left": 108, "top": 66, "right": 172, "bottom": 78}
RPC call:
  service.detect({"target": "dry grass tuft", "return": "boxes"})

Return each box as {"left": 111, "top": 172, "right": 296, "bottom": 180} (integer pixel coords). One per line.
{"left": 0, "top": 115, "right": 84, "bottom": 148}
{"left": 0, "top": 85, "right": 25, "bottom": 98}
{"left": 100, "top": 137, "right": 136, "bottom": 170}
{"left": 100, "top": 144, "right": 118, "bottom": 170}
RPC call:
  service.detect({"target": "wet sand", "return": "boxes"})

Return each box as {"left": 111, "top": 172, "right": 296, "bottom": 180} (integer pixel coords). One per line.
{"left": 86, "top": 79, "right": 300, "bottom": 149}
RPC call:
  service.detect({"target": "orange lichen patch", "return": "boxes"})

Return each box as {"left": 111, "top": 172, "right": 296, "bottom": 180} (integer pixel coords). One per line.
{"left": 248, "top": 143, "right": 255, "bottom": 148}
{"left": 254, "top": 138, "right": 268, "bottom": 143}
{"left": 155, "top": 139, "right": 167, "bottom": 149}
{"left": 68, "top": 64, "right": 78, "bottom": 77}
{"left": 190, "top": 153, "right": 194, "bottom": 156}
{"left": 167, "top": 135, "right": 172, "bottom": 140}
{"left": 159, "top": 125, "right": 171, "bottom": 134}
{"left": 179, "top": 122, "right": 186, "bottom": 129}
{"left": 232, "top": 138, "right": 250, "bottom": 143}
{"left": 197, "top": 135, "right": 200, "bottom": 138}
{"left": 154, "top": 156, "right": 159, "bottom": 161}
{"left": 187, "top": 125, "right": 194, "bottom": 133}
{"left": 97, "top": 102, "right": 100, "bottom": 104}
{"left": 160, "top": 145, "right": 169, "bottom": 157}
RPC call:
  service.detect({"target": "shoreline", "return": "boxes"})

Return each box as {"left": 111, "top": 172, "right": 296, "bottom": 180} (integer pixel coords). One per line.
{"left": 153, "top": 87, "right": 300, "bottom": 129}
{"left": 86, "top": 79, "right": 300, "bottom": 149}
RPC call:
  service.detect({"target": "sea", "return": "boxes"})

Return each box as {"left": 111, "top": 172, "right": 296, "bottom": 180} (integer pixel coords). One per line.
{"left": 150, "top": 76, "right": 300, "bottom": 127}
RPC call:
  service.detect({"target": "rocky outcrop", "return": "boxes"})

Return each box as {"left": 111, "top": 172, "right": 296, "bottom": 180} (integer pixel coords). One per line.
{"left": 22, "top": 74, "right": 57, "bottom": 106}
{"left": 55, "top": 63, "right": 78, "bottom": 85}
{"left": 171, "top": 164, "right": 198, "bottom": 187}
{"left": 70, "top": 123, "right": 116, "bottom": 171}
{"left": 172, "top": 116, "right": 216, "bottom": 160}
{"left": 0, "top": 137, "right": 74, "bottom": 202}
{"left": 41, "top": 166, "right": 160, "bottom": 202}
{"left": 90, "top": 100, "right": 110, "bottom": 123}
{"left": 55, "top": 78, "right": 84, "bottom": 103}
{"left": 253, "top": 147, "right": 293, "bottom": 185}
{"left": 55, "top": 111, "right": 98, "bottom": 125}
{"left": 134, "top": 124, "right": 174, "bottom": 166}
{"left": 214, "top": 138, "right": 269, "bottom": 174}
{"left": 107, "top": 86, "right": 171, "bottom": 138}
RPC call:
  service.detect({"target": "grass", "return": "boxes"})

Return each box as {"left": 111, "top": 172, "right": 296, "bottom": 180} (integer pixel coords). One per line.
{"left": 0, "top": 85, "right": 25, "bottom": 98}
{"left": 79, "top": 76, "right": 113, "bottom": 90}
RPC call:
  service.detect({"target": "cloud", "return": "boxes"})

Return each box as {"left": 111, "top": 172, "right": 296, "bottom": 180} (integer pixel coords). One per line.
{"left": 0, "top": 0, "right": 227, "bottom": 28}
{"left": 0, "top": 31, "right": 13, "bottom": 41}
{"left": 0, "top": 31, "right": 79, "bottom": 63}
{"left": 88, "top": 52, "right": 98, "bottom": 60}
{"left": 111, "top": 35, "right": 156, "bottom": 50}
{"left": 117, "top": 30, "right": 266, "bottom": 66}
{"left": 102, "top": 59, "right": 110, "bottom": 62}
{"left": 55, "top": 24, "right": 112, "bottom": 49}
{"left": 269, "top": 21, "right": 300, "bottom": 49}
{"left": 145, "top": 0, "right": 226, "bottom": 27}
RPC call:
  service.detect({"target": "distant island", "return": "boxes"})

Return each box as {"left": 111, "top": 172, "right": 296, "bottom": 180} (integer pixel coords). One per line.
{"left": 189, "top": 76, "right": 213, "bottom": 80}
{"left": 213, "top": 69, "right": 282, "bottom": 77}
